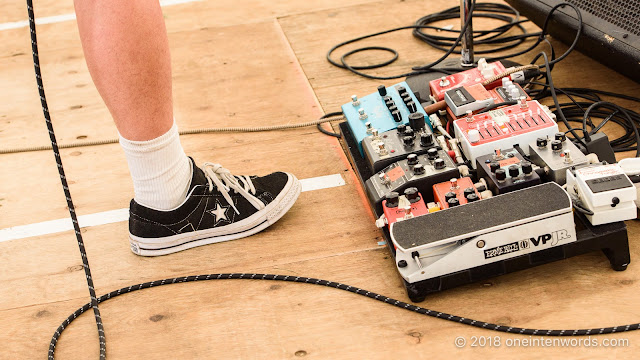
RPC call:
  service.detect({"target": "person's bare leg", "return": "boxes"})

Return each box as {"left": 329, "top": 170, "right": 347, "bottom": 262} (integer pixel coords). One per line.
{"left": 74, "top": 0, "right": 191, "bottom": 210}
{"left": 74, "top": 0, "right": 173, "bottom": 141}
{"left": 73, "top": 0, "right": 301, "bottom": 256}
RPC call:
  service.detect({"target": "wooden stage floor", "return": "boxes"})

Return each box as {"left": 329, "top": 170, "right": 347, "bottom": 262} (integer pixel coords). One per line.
{"left": 1, "top": 0, "right": 640, "bottom": 358}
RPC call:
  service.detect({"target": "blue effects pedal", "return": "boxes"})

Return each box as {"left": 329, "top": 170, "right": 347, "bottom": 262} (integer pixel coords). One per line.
{"left": 342, "top": 82, "right": 431, "bottom": 155}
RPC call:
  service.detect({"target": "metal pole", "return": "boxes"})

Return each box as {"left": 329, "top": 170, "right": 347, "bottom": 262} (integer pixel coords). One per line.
{"left": 460, "top": 0, "right": 474, "bottom": 66}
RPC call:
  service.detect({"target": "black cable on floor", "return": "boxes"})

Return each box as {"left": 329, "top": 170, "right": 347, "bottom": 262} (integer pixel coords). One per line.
{"left": 413, "top": 3, "right": 534, "bottom": 56}
{"left": 326, "top": 2, "right": 582, "bottom": 79}
{"left": 316, "top": 111, "right": 343, "bottom": 138}
{"left": 26, "top": 1, "right": 107, "bottom": 359}
{"left": 49, "top": 272, "right": 640, "bottom": 359}
{"left": 326, "top": 0, "right": 480, "bottom": 80}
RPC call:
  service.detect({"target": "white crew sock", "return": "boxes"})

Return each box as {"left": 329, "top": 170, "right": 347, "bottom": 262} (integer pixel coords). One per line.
{"left": 119, "top": 122, "right": 193, "bottom": 210}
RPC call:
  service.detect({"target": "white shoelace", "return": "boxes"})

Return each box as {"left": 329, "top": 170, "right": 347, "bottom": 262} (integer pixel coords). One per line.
{"left": 201, "top": 163, "right": 265, "bottom": 214}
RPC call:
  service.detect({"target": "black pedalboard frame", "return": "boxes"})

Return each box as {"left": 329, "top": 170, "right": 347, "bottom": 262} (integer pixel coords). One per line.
{"left": 339, "top": 122, "right": 631, "bottom": 302}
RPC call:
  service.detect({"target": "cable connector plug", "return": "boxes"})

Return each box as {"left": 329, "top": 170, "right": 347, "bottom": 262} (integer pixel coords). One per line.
{"left": 510, "top": 67, "right": 541, "bottom": 83}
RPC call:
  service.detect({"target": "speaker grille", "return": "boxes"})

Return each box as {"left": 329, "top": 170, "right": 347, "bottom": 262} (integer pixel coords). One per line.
{"left": 567, "top": 0, "right": 640, "bottom": 36}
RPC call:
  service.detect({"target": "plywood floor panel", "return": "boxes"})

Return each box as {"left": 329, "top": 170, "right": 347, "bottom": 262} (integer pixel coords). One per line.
{"left": 3, "top": 0, "right": 640, "bottom": 358}
{"left": 0, "top": 20, "right": 332, "bottom": 151}
{"left": 1, "top": 19, "right": 353, "bottom": 226}
{"left": 0, "top": 126, "right": 354, "bottom": 228}
{"left": 0, "top": 0, "right": 381, "bottom": 33}
{"left": 3, "top": 245, "right": 639, "bottom": 359}
{"left": 0, "top": 180, "right": 382, "bottom": 311}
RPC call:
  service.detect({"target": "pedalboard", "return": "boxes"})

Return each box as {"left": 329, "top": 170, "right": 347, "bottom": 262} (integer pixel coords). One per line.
{"left": 342, "top": 81, "right": 430, "bottom": 155}
{"left": 339, "top": 119, "right": 630, "bottom": 302}
{"left": 338, "top": 60, "right": 633, "bottom": 302}
{"left": 476, "top": 148, "right": 541, "bottom": 195}
{"left": 453, "top": 100, "right": 558, "bottom": 167}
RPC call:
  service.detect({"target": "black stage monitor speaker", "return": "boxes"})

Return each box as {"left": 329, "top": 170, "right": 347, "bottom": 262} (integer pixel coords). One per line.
{"left": 505, "top": 0, "right": 640, "bottom": 82}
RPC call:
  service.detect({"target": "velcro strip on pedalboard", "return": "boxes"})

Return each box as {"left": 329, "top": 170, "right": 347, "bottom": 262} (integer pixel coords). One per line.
{"left": 391, "top": 182, "right": 571, "bottom": 250}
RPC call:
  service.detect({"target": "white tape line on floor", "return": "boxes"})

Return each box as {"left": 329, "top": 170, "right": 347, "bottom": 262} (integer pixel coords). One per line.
{"left": 0, "top": 0, "right": 201, "bottom": 31}
{"left": 0, "top": 173, "right": 345, "bottom": 242}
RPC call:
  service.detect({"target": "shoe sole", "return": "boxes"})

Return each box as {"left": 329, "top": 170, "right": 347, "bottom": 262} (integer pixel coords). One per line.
{"left": 129, "top": 173, "right": 301, "bottom": 256}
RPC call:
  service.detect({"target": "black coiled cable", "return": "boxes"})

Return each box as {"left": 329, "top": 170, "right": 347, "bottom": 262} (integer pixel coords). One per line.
{"left": 26, "top": 1, "right": 107, "bottom": 359}
{"left": 412, "top": 3, "right": 533, "bottom": 55}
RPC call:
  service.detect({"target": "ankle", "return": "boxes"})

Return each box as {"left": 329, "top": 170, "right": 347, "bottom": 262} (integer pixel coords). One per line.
{"left": 119, "top": 122, "right": 193, "bottom": 210}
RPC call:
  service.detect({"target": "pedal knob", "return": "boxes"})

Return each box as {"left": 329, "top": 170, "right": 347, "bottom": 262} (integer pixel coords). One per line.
{"left": 378, "top": 172, "right": 390, "bottom": 185}
{"left": 385, "top": 192, "right": 399, "bottom": 208}
{"left": 555, "top": 132, "right": 567, "bottom": 142}
{"left": 508, "top": 165, "right": 520, "bottom": 178}
{"left": 468, "top": 129, "right": 480, "bottom": 143}
{"left": 447, "top": 198, "right": 460, "bottom": 207}
{"left": 378, "top": 85, "right": 387, "bottom": 96}
{"left": 445, "top": 192, "right": 457, "bottom": 201}
{"left": 407, "top": 154, "right": 419, "bottom": 165}
{"left": 397, "top": 124, "right": 406, "bottom": 134}
{"left": 564, "top": 150, "right": 572, "bottom": 163}
{"left": 463, "top": 187, "right": 475, "bottom": 197}
{"left": 392, "top": 110, "right": 402, "bottom": 123}
{"left": 365, "top": 122, "right": 373, "bottom": 134}
{"left": 383, "top": 95, "right": 393, "bottom": 103}
{"left": 434, "top": 158, "right": 446, "bottom": 169}
{"left": 388, "top": 105, "right": 398, "bottom": 114}
{"left": 489, "top": 162, "right": 500, "bottom": 173}
{"left": 403, "top": 128, "right": 415, "bottom": 138}
{"left": 495, "top": 168, "right": 507, "bottom": 181}
{"left": 427, "top": 148, "right": 439, "bottom": 160}
{"left": 403, "top": 136, "right": 414, "bottom": 147}
{"left": 466, "top": 193, "right": 479, "bottom": 202}
{"left": 397, "top": 86, "right": 407, "bottom": 96}
{"left": 413, "top": 163, "right": 425, "bottom": 175}
{"left": 406, "top": 101, "right": 417, "bottom": 113}
{"left": 536, "top": 137, "right": 548, "bottom": 148}
{"left": 521, "top": 161, "right": 533, "bottom": 175}
{"left": 404, "top": 187, "right": 420, "bottom": 203}
{"left": 420, "top": 133, "right": 434, "bottom": 147}
{"left": 551, "top": 140, "right": 563, "bottom": 152}
{"left": 408, "top": 112, "right": 426, "bottom": 132}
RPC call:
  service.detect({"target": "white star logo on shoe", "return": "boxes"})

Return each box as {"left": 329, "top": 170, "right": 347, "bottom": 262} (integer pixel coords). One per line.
{"left": 208, "top": 202, "right": 230, "bottom": 225}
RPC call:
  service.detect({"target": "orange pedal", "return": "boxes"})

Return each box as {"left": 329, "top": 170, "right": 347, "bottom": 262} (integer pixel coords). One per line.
{"left": 433, "top": 177, "right": 480, "bottom": 209}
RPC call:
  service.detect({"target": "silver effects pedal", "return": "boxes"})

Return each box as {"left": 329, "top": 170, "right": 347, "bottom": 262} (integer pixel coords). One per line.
{"left": 566, "top": 163, "right": 637, "bottom": 226}
{"left": 389, "top": 183, "right": 576, "bottom": 283}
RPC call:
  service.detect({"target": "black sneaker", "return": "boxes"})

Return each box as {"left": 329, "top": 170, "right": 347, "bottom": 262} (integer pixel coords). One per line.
{"left": 128, "top": 159, "right": 301, "bottom": 256}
